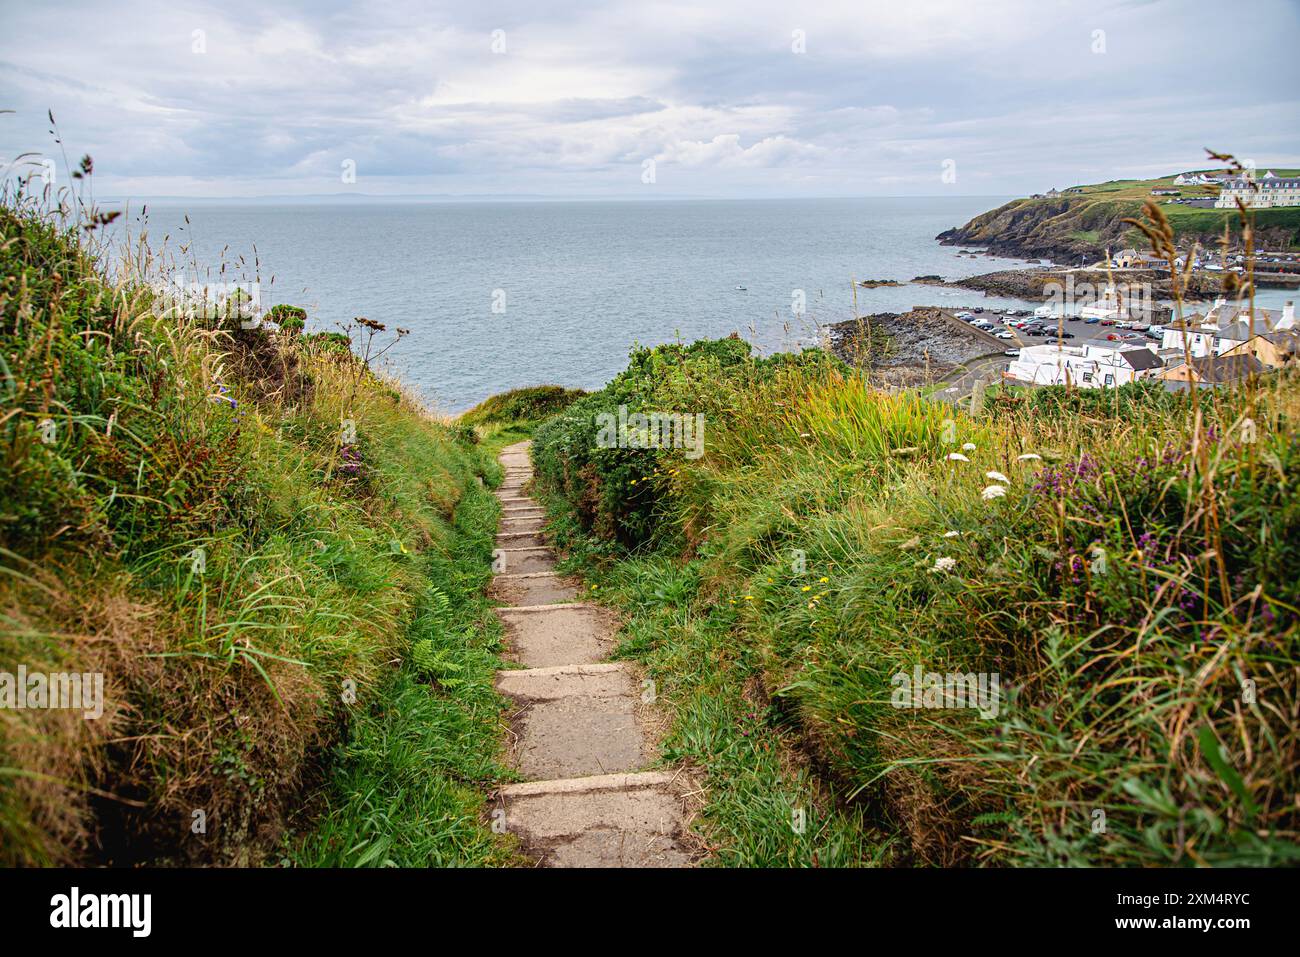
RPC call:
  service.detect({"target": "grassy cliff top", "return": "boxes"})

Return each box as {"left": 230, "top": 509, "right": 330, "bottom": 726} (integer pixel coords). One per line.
{"left": 940, "top": 169, "right": 1300, "bottom": 261}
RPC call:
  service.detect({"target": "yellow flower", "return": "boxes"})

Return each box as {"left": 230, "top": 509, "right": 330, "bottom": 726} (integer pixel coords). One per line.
{"left": 801, "top": 585, "right": 812, "bottom": 592}
{"left": 630, "top": 479, "right": 637, "bottom": 485}
{"left": 744, "top": 595, "right": 754, "bottom": 601}
{"left": 818, "top": 576, "right": 829, "bottom": 583}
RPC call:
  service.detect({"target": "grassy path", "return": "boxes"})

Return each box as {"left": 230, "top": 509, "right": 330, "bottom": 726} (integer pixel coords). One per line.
{"left": 489, "top": 442, "right": 694, "bottom": 866}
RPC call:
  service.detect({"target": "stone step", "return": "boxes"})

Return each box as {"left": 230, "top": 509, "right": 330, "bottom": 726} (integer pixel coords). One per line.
{"left": 496, "top": 664, "right": 647, "bottom": 780}
{"left": 496, "top": 530, "right": 546, "bottom": 549}
{"left": 496, "top": 772, "right": 692, "bottom": 868}
{"left": 502, "top": 505, "right": 544, "bottom": 515}
{"left": 496, "top": 495, "right": 535, "bottom": 505}
{"left": 499, "top": 516, "right": 545, "bottom": 534}
{"left": 495, "top": 547, "right": 555, "bottom": 575}
{"left": 495, "top": 603, "right": 617, "bottom": 666}
{"left": 491, "top": 571, "right": 579, "bottom": 606}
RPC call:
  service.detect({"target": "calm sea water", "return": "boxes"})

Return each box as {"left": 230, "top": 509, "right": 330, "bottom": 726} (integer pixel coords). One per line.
{"left": 119, "top": 198, "right": 1289, "bottom": 413}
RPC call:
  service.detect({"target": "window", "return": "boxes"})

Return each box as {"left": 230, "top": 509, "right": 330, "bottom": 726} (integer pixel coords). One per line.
{"left": 1082, "top": 371, "right": 1093, "bottom": 383}
{"left": 1104, "top": 374, "right": 1115, "bottom": 385}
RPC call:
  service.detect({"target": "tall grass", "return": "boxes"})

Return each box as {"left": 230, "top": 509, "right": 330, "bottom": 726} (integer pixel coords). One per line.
{"left": 0, "top": 185, "right": 510, "bottom": 865}
{"left": 531, "top": 317, "right": 1299, "bottom": 865}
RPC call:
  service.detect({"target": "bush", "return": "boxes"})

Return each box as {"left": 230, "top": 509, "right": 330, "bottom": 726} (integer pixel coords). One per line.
{"left": 267, "top": 304, "right": 307, "bottom": 334}
{"left": 531, "top": 331, "right": 1300, "bottom": 866}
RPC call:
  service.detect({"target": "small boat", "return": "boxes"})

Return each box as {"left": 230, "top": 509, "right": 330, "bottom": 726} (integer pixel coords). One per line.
{"left": 735, "top": 284, "right": 747, "bottom": 291}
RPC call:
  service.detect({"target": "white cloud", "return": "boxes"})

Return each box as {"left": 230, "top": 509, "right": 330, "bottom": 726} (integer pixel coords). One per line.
{"left": 0, "top": 0, "right": 1297, "bottom": 197}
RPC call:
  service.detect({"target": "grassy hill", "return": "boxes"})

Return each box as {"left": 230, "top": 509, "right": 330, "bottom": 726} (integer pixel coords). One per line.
{"left": 939, "top": 169, "right": 1300, "bottom": 263}
{"left": 525, "top": 338, "right": 1300, "bottom": 866}
{"left": 0, "top": 196, "right": 518, "bottom": 866}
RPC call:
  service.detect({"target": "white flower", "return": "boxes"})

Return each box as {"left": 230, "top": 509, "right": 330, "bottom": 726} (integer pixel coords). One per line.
{"left": 1017, "top": 453, "right": 1042, "bottom": 462}
{"left": 943, "top": 530, "right": 961, "bottom": 538}
{"left": 962, "top": 442, "right": 977, "bottom": 452}
{"left": 981, "top": 484, "right": 1008, "bottom": 501}
{"left": 986, "top": 470, "right": 1010, "bottom": 484}
{"left": 946, "top": 452, "right": 970, "bottom": 462}
{"left": 931, "top": 556, "right": 957, "bottom": 573}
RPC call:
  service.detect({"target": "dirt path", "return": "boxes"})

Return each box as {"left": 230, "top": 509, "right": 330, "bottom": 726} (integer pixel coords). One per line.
{"left": 489, "top": 441, "right": 693, "bottom": 867}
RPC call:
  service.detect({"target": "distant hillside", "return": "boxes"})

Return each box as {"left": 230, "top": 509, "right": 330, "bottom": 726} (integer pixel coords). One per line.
{"left": 938, "top": 170, "right": 1300, "bottom": 263}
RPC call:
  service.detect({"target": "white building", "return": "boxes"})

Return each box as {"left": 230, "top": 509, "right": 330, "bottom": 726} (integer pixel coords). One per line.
{"left": 1007, "top": 340, "right": 1165, "bottom": 388}
{"left": 1214, "top": 171, "right": 1300, "bottom": 209}
{"left": 1161, "top": 299, "right": 1295, "bottom": 357}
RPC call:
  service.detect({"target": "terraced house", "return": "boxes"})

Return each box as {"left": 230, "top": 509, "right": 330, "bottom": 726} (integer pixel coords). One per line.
{"left": 1214, "top": 171, "right": 1300, "bottom": 208}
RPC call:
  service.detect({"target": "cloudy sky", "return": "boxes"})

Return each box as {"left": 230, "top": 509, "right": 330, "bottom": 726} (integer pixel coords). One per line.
{"left": 2, "top": 0, "right": 1298, "bottom": 199}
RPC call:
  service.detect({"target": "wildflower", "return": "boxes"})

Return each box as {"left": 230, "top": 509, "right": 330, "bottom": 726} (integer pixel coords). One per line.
{"left": 630, "top": 479, "right": 637, "bottom": 485}
{"left": 931, "top": 557, "right": 956, "bottom": 573}
{"left": 1017, "top": 453, "right": 1042, "bottom": 462}
{"left": 986, "top": 470, "right": 1010, "bottom": 484}
{"left": 801, "top": 585, "right": 812, "bottom": 592}
{"left": 946, "top": 452, "right": 970, "bottom": 463}
{"left": 744, "top": 595, "right": 754, "bottom": 601}
{"left": 943, "top": 530, "right": 961, "bottom": 538}
{"left": 818, "top": 576, "right": 829, "bottom": 583}
{"left": 962, "top": 442, "right": 977, "bottom": 452}
{"left": 981, "top": 485, "right": 1008, "bottom": 501}
{"left": 590, "top": 584, "right": 599, "bottom": 591}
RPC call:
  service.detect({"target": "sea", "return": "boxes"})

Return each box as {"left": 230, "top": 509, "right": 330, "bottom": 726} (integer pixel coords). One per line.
{"left": 115, "top": 197, "right": 1296, "bottom": 414}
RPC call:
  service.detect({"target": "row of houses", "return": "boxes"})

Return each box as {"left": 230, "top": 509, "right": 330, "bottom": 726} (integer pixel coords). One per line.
{"left": 1173, "top": 172, "right": 1227, "bottom": 186}
{"left": 1215, "top": 171, "right": 1300, "bottom": 209}
{"left": 1006, "top": 300, "right": 1297, "bottom": 390}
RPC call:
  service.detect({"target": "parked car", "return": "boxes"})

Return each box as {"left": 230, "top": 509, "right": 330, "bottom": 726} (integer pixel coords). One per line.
{"left": 1003, "top": 349, "right": 1020, "bottom": 356}
{"left": 1058, "top": 332, "right": 1076, "bottom": 339}
{"left": 1028, "top": 328, "right": 1049, "bottom": 336}
{"left": 996, "top": 331, "right": 1015, "bottom": 340}
{"left": 1100, "top": 318, "right": 1118, "bottom": 326}
{"left": 1084, "top": 317, "right": 1102, "bottom": 324}
{"left": 954, "top": 311, "right": 974, "bottom": 319}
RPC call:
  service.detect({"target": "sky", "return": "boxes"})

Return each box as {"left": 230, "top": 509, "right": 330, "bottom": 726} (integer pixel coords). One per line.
{"left": 2, "top": 0, "right": 1298, "bottom": 200}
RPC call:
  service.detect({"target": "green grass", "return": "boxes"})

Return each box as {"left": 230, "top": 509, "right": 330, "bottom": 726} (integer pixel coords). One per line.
{"left": 0, "top": 192, "right": 513, "bottom": 866}
{"left": 288, "top": 482, "right": 518, "bottom": 867}
{"left": 528, "top": 337, "right": 1300, "bottom": 867}
{"left": 540, "top": 497, "right": 884, "bottom": 866}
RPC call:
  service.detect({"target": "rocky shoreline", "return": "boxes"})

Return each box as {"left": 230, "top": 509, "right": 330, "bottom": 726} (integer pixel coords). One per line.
{"left": 826, "top": 307, "right": 1003, "bottom": 387}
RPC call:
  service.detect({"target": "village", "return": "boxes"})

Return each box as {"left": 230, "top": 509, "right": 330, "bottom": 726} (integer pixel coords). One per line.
{"left": 930, "top": 165, "right": 1300, "bottom": 395}
{"left": 999, "top": 296, "right": 1298, "bottom": 391}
